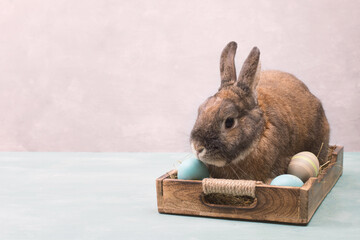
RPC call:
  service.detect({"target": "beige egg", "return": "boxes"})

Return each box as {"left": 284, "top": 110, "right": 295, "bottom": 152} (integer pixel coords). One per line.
{"left": 287, "top": 151, "right": 320, "bottom": 183}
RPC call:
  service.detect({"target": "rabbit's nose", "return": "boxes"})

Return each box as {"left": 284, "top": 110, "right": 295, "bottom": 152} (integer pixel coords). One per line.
{"left": 191, "top": 142, "right": 206, "bottom": 157}
{"left": 197, "top": 146, "right": 205, "bottom": 154}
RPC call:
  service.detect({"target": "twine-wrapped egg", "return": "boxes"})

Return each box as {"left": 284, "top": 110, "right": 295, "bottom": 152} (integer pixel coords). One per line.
{"left": 287, "top": 151, "right": 319, "bottom": 183}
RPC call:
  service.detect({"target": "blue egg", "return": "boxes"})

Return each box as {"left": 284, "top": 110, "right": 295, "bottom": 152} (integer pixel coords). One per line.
{"left": 270, "top": 174, "right": 304, "bottom": 187}
{"left": 177, "top": 157, "right": 209, "bottom": 180}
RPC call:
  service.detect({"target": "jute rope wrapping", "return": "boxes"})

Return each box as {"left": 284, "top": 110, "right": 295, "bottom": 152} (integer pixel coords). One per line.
{"left": 202, "top": 178, "right": 256, "bottom": 198}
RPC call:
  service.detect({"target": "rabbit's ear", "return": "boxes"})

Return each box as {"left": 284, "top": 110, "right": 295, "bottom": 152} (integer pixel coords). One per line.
{"left": 238, "top": 47, "right": 261, "bottom": 92}
{"left": 219, "top": 41, "right": 237, "bottom": 89}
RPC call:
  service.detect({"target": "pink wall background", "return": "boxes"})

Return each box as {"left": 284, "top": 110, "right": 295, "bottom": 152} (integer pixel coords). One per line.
{"left": 0, "top": 0, "right": 359, "bottom": 152}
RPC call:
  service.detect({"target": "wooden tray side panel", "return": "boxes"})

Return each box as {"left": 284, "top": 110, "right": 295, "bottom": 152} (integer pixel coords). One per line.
{"left": 161, "top": 179, "right": 306, "bottom": 224}
{"left": 156, "top": 170, "right": 177, "bottom": 213}
{"left": 306, "top": 146, "right": 344, "bottom": 222}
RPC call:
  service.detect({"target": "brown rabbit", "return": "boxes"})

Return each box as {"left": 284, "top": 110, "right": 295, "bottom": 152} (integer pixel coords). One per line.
{"left": 190, "top": 41, "right": 330, "bottom": 182}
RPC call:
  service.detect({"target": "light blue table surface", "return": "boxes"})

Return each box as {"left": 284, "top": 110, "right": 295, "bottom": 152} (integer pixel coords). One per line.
{"left": 0, "top": 152, "right": 359, "bottom": 240}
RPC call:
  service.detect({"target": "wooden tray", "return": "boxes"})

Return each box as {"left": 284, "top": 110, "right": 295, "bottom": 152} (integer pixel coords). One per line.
{"left": 156, "top": 146, "right": 343, "bottom": 225}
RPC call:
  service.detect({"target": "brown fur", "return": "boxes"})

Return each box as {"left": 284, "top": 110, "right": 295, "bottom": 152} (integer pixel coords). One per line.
{"left": 190, "top": 42, "right": 330, "bottom": 182}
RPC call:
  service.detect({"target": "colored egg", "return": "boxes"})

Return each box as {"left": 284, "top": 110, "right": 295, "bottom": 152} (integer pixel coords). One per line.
{"left": 287, "top": 151, "right": 319, "bottom": 183}
{"left": 177, "top": 157, "right": 209, "bottom": 180}
{"left": 270, "top": 174, "right": 304, "bottom": 187}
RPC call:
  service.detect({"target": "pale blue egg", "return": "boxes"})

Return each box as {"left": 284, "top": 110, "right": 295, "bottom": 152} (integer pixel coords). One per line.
{"left": 270, "top": 174, "right": 304, "bottom": 187}
{"left": 177, "top": 157, "right": 209, "bottom": 180}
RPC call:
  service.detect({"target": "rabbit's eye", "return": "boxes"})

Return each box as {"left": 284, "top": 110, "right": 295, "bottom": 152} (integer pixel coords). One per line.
{"left": 224, "top": 118, "right": 235, "bottom": 129}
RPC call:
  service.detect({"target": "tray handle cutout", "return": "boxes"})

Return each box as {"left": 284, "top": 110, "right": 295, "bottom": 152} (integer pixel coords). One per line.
{"left": 201, "top": 178, "right": 259, "bottom": 209}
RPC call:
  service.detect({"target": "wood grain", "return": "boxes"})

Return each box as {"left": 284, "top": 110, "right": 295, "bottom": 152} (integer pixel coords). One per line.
{"left": 156, "top": 146, "right": 344, "bottom": 225}
{"left": 305, "top": 146, "right": 343, "bottom": 222}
